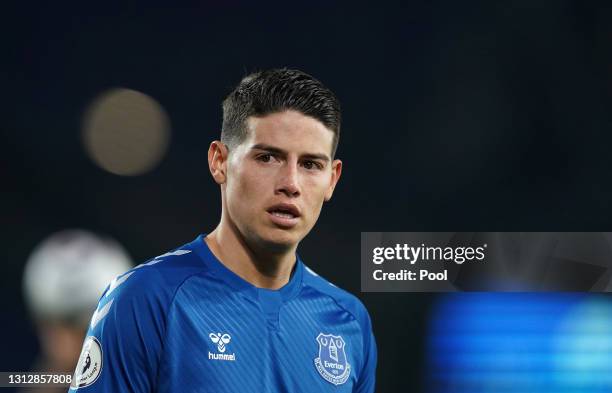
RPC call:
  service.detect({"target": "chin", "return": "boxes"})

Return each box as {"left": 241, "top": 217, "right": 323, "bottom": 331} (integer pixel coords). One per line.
{"left": 254, "top": 227, "right": 302, "bottom": 252}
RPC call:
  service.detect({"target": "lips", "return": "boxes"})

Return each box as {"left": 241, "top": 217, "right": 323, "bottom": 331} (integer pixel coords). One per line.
{"left": 266, "top": 203, "right": 301, "bottom": 228}
{"left": 267, "top": 203, "right": 301, "bottom": 218}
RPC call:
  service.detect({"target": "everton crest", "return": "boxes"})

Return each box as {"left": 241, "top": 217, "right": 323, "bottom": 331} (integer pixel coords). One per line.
{"left": 314, "top": 333, "right": 351, "bottom": 385}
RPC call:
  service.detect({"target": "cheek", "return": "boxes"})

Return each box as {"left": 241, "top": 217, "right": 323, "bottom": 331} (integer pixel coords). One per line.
{"left": 302, "top": 176, "right": 330, "bottom": 212}
{"left": 226, "top": 164, "right": 268, "bottom": 209}
{"left": 227, "top": 160, "right": 252, "bottom": 192}
{"left": 237, "top": 165, "right": 271, "bottom": 195}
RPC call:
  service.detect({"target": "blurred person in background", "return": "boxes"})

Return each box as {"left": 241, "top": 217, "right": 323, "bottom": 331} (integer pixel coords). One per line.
{"left": 21, "top": 229, "right": 131, "bottom": 393}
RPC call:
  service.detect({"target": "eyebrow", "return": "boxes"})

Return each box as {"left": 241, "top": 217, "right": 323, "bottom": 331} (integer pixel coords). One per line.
{"left": 251, "top": 143, "right": 330, "bottom": 162}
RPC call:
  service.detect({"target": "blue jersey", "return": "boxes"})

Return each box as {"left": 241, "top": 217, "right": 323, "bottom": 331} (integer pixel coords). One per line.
{"left": 68, "top": 235, "right": 376, "bottom": 392}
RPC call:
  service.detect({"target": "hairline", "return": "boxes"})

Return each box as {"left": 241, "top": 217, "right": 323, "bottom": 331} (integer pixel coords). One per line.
{"left": 225, "top": 110, "right": 338, "bottom": 158}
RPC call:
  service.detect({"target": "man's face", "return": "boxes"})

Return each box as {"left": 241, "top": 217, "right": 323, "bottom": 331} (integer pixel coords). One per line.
{"left": 221, "top": 110, "right": 342, "bottom": 251}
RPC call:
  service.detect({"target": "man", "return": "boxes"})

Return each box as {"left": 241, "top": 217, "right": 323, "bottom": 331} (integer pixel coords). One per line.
{"left": 22, "top": 229, "right": 131, "bottom": 393}
{"left": 69, "top": 69, "right": 377, "bottom": 392}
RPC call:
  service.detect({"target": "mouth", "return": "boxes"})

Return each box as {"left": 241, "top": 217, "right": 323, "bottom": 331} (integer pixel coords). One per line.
{"left": 266, "top": 204, "right": 301, "bottom": 228}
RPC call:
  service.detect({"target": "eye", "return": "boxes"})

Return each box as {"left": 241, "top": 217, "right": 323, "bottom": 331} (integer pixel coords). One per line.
{"left": 256, "top": 153, "right": 272, "bottom": 163}
{"left": 302, "top": 160, "right": 323, "bottom": 170}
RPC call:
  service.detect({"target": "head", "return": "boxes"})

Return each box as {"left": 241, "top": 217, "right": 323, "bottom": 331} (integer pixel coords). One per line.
{"left": 23, "top": 229, "right": 132, "bottom": 370}
{"left": 208, "top": 69, "right": 343, "bottom": 252}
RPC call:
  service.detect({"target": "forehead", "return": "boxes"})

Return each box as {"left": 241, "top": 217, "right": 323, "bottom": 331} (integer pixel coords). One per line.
{"left": 243, "top": 110, "right": 334, "bottom": 156}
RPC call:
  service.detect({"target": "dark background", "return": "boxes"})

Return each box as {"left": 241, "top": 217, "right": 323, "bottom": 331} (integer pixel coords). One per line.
{"left": 3, "top": 1, "right": 612, "bottom": 392}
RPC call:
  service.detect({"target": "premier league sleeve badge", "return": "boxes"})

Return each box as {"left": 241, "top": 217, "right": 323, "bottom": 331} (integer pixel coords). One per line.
{"left": 314, "top": 333, "right": 351, "bottom": 385}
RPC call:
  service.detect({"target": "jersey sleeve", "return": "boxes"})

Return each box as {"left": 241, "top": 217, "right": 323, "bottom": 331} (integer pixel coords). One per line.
{"left": 354, "top": 307, "right": 377, "bottom": 393}
{"left": 68, "top": 267, "right": 166, "bottom": 393}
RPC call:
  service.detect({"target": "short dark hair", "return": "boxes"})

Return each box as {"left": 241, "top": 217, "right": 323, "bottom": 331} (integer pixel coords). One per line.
{"left": 221, "top": 68, "right": 341, "bottom": 157}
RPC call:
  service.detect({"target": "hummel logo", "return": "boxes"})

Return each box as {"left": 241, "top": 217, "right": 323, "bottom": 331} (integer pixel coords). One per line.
{"left": 208, "top": 332, "right": 236, "bottom": 362}
{"left": 209, "top": 333, "right": 231, "bottom": 353}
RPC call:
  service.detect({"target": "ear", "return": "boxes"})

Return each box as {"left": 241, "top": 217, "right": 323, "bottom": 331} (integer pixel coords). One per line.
{"left": 324, "top": 159, "right": 343, "bottom": 201}
{"left": 208, "top": 141, "right": 229, "bottom": 184}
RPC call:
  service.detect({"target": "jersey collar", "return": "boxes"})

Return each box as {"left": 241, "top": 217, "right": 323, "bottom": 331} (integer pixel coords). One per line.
{"left": 191, "top": 234, "right": 304, "bottom": 303}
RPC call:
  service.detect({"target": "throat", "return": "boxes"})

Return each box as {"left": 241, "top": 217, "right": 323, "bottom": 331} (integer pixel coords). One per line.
{"left": 205, "top": 228, "right": 297, "bottom": 290}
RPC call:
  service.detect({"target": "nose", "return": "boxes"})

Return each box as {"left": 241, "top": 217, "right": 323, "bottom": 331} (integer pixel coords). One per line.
{"left": 276, "top": 161, "right": 301, "bottom": 197}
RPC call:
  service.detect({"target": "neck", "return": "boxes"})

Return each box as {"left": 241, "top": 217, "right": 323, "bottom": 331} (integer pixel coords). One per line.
{"left": 205, "top": 220, "right": 298, "bottom": 290}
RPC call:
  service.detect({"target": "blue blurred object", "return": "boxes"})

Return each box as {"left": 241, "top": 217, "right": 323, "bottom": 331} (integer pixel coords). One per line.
{"left": 426, "top": 293, "right": 612, "bottom": 393}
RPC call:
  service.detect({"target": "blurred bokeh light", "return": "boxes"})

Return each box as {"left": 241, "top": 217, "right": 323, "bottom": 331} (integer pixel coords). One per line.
{"left": 426, "top": 293, "right": 612, "bottom": 393}
{"left": 553, "top": 298, "right": 612, "bottom": 390}
{"left": 82, "top": 88, "right": 171, "bottom": 176}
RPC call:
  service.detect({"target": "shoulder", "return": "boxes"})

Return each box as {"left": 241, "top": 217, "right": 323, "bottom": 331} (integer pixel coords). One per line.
{"left": 301, "top": 264, "right": 372, "bottom": 328}
{"left": 100, "top": 239, "right": 208, "bottom": 310}
{"left": 73, "top": 241, "right": 208, "bottom": 392}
